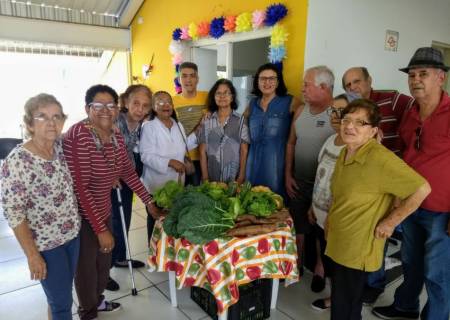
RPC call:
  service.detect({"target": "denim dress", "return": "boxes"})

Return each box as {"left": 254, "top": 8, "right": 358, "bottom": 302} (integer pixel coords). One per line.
{"left": 246, "top": 95, "right": 292, "bottom": 197}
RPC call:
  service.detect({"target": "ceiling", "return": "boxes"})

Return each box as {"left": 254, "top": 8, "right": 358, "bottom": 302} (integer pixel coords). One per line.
{"left": 0, "top": 0, "right": 142, "bottom": 27}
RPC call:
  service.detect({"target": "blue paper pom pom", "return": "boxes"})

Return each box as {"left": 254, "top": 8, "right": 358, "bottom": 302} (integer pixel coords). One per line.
{"left": 210, "top": 17, "right": 225, "bottom": 39}
{"left": 172, "top": 28, "right": 182, "bottom": 41}
{"left": 174, "top": 77, "right": 181, "bottom": 87}
{"left": 265, "top": 4, "right": 288, "bottom": 26}
{"left": 269, "top": 46, "right": 286, "bottom": 63}
{"left": 175, "top": 64, "right": 180, "bottom": 73}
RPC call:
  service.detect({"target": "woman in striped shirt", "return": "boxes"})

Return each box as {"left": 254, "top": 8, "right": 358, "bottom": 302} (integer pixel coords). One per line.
{"left": 63, "top": 84, "right": 161, "bottom": 320}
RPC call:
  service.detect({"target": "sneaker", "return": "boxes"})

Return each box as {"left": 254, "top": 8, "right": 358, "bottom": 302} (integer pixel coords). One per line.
{"left": 98, "top": 300, "right": 121, "bottom": 312}
{"left": 311, "top": 298, "right": 331, "bottom": 311}
{"left": 114, "top": 259, "right": 145, "bottom": 268}
{"left": 372, "top": 304, "right": 419, "bottom": 319}
{"left": 311, "top": 275, "right": 326, "bottom": 293}
{"left": 106, "top": 276, "right": 120, "bottom": 291}
{"left": 362, "top": 286, "right": 384, "bottom": 305}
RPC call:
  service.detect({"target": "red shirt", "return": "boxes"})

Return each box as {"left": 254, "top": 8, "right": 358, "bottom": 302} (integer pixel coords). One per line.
{"left": 370, "top": 90, "right": 414, "bottom": 155}
{"left": 63, "top": 122, "right": 152, "bottom": 233}
{"left": 399, "top": 91, "right": 450, "bottom": 212}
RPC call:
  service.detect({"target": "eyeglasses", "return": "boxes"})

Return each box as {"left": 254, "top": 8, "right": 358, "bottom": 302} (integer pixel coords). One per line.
{"left": 327, "top": 107, "right": 344, "bottom": 118}
{"left": 88, "top": 102, "right": 117, "bottom": 112}
{"left": 33, "top": 114, "right": 66, "bottom": 123}
{"left": 415, "top": 126, "right": 423, "bottom": 150}
{"left": 340, "top": 117, "right": 372, "bottom": 127}
{"left": 214, "top": 92, "right": 232, "bottom": 97}
{"left": 258, "top": 76, "right": 277, "bottom": 83}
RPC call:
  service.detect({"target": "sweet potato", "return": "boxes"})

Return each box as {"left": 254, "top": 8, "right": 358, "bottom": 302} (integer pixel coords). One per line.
{"left": 227, "top": 223, "right": 278, "bottom": 237}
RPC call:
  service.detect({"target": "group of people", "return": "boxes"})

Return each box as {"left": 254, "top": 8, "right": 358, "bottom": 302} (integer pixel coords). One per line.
{"left": 0, "top": 46, "right": 449, "bottom": 320}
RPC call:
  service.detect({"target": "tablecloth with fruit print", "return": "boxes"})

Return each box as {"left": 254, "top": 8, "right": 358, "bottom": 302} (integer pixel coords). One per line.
{"left": 147, "top": 218, "right": 299, "bottom": 314}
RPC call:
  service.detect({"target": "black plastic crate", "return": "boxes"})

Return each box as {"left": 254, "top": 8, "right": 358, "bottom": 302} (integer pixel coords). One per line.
{"left": 191, "top": 279, "right": 272, "bottom": 320}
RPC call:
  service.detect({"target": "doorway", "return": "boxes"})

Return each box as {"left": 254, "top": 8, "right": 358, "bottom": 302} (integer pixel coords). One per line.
{"left": 192, "top": 36, "right": 270, "bottom": 112}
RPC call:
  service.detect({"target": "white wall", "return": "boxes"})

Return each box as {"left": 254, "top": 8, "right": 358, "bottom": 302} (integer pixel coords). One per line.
{"left": 304, "top": 0, "right": 450, "bottom": 95}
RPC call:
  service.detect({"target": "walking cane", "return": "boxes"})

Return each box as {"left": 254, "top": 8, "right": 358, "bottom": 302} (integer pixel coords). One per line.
{"left": 116, "top": 188, "right": 138, "bottom": 296}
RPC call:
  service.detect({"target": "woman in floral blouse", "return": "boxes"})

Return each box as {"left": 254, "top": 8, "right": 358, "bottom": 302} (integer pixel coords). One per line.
{"left": 1, "top": 93, "right": 81, "bottom": 320}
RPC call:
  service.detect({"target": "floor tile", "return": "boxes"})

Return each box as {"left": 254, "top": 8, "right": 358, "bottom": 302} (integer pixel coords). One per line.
{"left": 99, "top": 286, "right": 190, "bottom": 320}
{"left": 0, "top": 235, "right": 24, "bottom": 262}
{"left": 128, "top": 227, "right": 150, "bottom": 256}
{"left": 0, "top": 283, "right": 78, "bottom": 320}
{"left": 132, "top": 252, "right": 170, "bottom": 286}
{"left": 0, "top": 256, "right": 39, "bottom": 294}
{"left": 157, "top": 281, "right": 208, "bottom": 320}
{"left": 130, "top": 210, "right": 147, "bottom": 231}
{"left": 0, "top": 219, "right": 13, "bottom": 239}
{"left": 72, "top": 265, "right": 154, "bottom": 306}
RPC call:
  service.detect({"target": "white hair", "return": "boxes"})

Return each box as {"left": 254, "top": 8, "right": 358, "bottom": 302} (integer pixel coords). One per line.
{"left": 306, "top": 65, "right": 335, "bottom": 92}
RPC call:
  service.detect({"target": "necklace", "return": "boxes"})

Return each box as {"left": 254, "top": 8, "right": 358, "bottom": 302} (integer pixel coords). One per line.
{"left": 83, "top": 119, "right": 120, "bottom": 186}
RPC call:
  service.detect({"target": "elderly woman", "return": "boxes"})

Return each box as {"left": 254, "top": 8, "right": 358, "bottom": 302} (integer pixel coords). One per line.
{"left": 63, "top": 84, "right": 160, "bottom": 320}
{"left": 325, "top": 99, "right": 431, "bottom": 320}
{"left": 245, "top": 63, "right": 300, "bottom": 196}
{"left": 199, "top": 79, "right": 249, "bottom": 183}
{"left": 1, "top": 94, "right": 80, "bottom": 320}
{"left": 108, "top": 84, "right": 152, "bottom": 291}
{"left": 139, "top": 91, "right": 196, "bottom": 234}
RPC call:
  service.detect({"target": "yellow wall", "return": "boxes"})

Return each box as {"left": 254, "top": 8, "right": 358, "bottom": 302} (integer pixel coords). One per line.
{"left": 130, "top": 0, "right": 308, "bottom": 97}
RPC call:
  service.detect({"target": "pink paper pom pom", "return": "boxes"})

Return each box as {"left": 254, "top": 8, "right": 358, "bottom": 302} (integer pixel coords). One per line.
{"left": 252, "top": 10, "right": 266, "bottom": 29}
{"left": 180, "top": 26, "right": 191, "bottom": 40}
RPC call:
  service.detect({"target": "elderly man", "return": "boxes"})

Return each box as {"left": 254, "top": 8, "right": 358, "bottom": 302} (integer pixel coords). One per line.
{"left": 342, "top": 66, "right": 415, "bottom": 304}
{"left": 285, "top": 65, "right": 335, "bottom": 287}
{"left": 373, "top": 47, "right": 450, "bottom": 320}
{"left": 342, "top": 66, "right": 414, "bottom": 155}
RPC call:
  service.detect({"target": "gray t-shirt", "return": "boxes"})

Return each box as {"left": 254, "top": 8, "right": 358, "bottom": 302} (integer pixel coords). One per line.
{"left": 294, "top": 105, "right": 334, "bottom": 184}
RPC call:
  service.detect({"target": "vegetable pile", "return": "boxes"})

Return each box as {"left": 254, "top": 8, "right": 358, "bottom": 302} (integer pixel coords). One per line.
{"left": 155, "top": 180, "right": 286, "bottom": 244}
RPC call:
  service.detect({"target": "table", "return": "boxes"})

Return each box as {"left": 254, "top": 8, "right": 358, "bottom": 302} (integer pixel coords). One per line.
{"left": 147, "top": 217, "right": 300, "bottom": 318}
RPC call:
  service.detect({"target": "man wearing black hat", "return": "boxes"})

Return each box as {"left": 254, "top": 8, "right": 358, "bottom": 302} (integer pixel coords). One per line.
{"left": 373, "top": 47, "right": 450, "bottom": 320}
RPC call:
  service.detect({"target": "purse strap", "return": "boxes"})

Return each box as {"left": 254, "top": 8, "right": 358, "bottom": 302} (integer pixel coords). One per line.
{"left": 174, "top": 120, "right": 191, "bottom": 160}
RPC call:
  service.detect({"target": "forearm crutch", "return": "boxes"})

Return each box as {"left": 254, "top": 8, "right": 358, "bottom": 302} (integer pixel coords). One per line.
{"left": 116, "top": 187, "right": 138, "bottom": 296}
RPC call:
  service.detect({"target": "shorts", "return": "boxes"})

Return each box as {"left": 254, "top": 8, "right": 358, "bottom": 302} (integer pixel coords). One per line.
{"left": 288, "top": 180, "right": 314, "bottom": 234}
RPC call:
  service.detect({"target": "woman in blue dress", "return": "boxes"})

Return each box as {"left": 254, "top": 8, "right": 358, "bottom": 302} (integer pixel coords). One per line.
{"left": 246, "top": 63, "right": 300, "bottom": 197}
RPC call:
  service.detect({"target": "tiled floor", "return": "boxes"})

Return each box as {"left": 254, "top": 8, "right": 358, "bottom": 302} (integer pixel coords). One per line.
{"left": 0, "top": 200, "right": 427, "bottom": 320}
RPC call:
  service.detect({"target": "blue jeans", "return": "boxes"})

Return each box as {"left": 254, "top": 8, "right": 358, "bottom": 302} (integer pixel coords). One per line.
{"left": 394, "top": 208, "right": 450, "bottom": 320}
{"left": 40, "top": 236, "right": 80, "bottom": 320}
{"left": 366, "top": 242, "right": 388, "bottom": 290}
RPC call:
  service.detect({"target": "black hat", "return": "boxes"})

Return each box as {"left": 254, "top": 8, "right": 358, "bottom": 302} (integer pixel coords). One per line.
{"left": 399, "top": 47, "right": 449, "bottom": 73}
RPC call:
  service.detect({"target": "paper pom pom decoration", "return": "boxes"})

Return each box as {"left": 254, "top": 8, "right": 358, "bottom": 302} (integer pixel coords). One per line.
{"left": 224, "top": 15, "right": 237, "bottom": 32}
{"left": 265, "top": 3, "right": 288, "bottom": 26}
{"left": 197, "top": 21, "right": 210, "bottom": 37}
{"left": 252, "top": 10, "right": 266, "bottom": 29}
{"left": 188, "top": 22, "right": 198, "bottom": 40}
{"left": 180, "top": 26, "right": 191, "bottom": 40}
{"left": 172, "top": 53, "right": 183, "bottom": 65}
{"left": 172, "top": 28, "right": 182, "bottom": 41}
{"left": 270, "top": 24, "right": 288, "bottom": 47}
{"left": 169, "top": 40, "right": 183, "bottom": 55}
{"left": 235, "top": 12, "right": 252, "bottom": 32}
{"left": 169, "top": 3, "right": 289, "bottom": 91}
{"left": 209, "top": 17, "right": 225, "bottom": 39}
{"left": 269, "top": 46, "right": 286, "bottom": 63}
